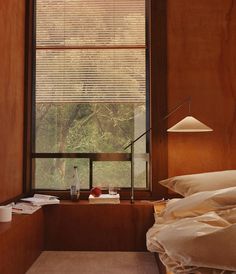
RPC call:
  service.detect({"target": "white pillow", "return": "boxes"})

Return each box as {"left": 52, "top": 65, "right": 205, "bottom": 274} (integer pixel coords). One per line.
{"left": 159, "top": 186, "right": 236, "bottom": 221}
{"left": 159, "top": 170, "right": 236, "bottom": 197}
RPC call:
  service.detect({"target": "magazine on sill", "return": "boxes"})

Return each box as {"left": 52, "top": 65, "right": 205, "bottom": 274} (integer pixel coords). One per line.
{"left": 21, "top": 194, "right": 60, "bottom": 206}
{"left": 12, "top": 202, "right": 41, "bottom": 215}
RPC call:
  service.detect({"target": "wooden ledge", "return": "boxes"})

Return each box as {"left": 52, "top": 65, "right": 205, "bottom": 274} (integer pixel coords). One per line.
{"left": 58, "top": 199, "right": 154, "bottom": 206}
{"left": 0, "top": 209, "right": 43, "bottom": 235}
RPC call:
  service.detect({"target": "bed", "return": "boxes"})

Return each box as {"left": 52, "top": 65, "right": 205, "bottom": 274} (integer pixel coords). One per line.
{"left": 146, "top": 170, "right": 236, "bottom": 274}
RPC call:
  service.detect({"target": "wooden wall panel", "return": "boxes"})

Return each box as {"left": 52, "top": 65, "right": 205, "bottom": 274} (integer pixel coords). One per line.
{"left": 150, "top": 0, "right": 169, "bottom": 199}
{"left": 167, "top": 0, "right": 236, "bottom": 177}
{"left": 1, "top": 0, "right": 235, "bottom": 201}
{"left": 0, "top": 209, "right": 44, "bottom": 274}
{"left": 44, "top": 201, "right": 154, "bottom": 251}
{"left": 0, "top": 1, "right": 25, "bottom": 202}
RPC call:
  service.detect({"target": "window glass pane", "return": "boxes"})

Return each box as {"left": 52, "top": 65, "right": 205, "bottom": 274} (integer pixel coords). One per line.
{"left": 34, "top": 158, "right": 89, "bottom": 189}
{"left": 133, "top": 155, "right": 149, "bottom": 188}
{"left": 35, "top": 103, "right": 145, "bottom": 153}
{"left": 93, "top": 159, "right": 148, "bottom": 189}
{"left": 36, "top": 0, "right": 145, "bottom": 46}
{"left": 93, "top": 161, "right": 130, "bottom": 188}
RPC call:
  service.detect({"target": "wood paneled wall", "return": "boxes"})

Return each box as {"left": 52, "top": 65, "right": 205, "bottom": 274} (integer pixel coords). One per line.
{"left": 167, "top": 0, "right": 236, "bottom": 177}
{"left": 150, "top": 0, "right": 169, "bottom": 199}
{"left": 44, "top": 201, "right": 154, "bottom": 251}
{"left": 0, "top": 1, "right": 25, "bottom": 203}
{"left": 1, "top": 0, "right": 236, "bottom": 201}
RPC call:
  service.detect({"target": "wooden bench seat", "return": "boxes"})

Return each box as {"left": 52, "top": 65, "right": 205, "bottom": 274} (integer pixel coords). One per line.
{"left": 0, "top": 209, "right": 44, "bottom": 274}
{"left": 0, "top": 201, "right": 162, "bottom": 274}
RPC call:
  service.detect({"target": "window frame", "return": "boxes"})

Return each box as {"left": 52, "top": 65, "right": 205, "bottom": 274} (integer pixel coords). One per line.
{"left": 24, "top": 0, "right": 168, "bottom": 200}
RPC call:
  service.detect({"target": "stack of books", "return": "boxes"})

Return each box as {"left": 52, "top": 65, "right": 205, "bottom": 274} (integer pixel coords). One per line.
{"left": 89, "top": 194, "right": 120, "bottom": 204}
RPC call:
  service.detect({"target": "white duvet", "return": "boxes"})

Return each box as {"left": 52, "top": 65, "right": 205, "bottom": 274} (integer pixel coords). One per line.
{"left": 146, "top": 187, "right": 236, "bottom": 274}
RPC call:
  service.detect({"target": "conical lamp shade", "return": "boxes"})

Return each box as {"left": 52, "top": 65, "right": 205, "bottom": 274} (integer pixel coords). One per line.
{"left": 167, "top": 116, "right": 213, "bottom": 132}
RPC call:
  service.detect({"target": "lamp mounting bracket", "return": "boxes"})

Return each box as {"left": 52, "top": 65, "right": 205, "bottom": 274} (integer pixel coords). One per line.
{"left": 164, "top": 96, "right": 192, "bottom": 120}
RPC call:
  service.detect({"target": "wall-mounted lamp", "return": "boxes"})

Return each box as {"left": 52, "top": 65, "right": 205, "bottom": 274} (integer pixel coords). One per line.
{"left": 167, "top": 116, "right": 213, "bottom": 132}
{"left": 125, "top": 97, "right": 213, "bottom": 203}
{"left": 165, "top": 97, "right": 213, "bottom": 132}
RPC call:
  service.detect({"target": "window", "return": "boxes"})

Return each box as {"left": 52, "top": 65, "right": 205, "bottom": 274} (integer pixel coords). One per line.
{"left": 33, "top": 0, "right": 149, "bottom": 191}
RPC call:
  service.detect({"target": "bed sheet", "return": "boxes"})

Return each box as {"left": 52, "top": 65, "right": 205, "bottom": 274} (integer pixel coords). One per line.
{"left": 147, "top": 187, "right": 236, "bottom": 274}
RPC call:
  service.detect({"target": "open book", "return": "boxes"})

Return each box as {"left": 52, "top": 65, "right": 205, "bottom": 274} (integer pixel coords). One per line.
{"left": 12, "top": 202, "right": 41, "bottom": 215}
{"left": 21, "top": 194, "right": 60, "bottom": 206}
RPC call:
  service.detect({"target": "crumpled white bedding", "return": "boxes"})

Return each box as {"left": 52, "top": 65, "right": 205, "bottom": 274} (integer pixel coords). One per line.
{"left": 147, "top": 187, "right": 236, "bottom": 274}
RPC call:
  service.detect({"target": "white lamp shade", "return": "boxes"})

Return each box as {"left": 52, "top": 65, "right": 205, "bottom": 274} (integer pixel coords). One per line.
{"left": 167, "top": 116, "right": 213, "bottom": 132}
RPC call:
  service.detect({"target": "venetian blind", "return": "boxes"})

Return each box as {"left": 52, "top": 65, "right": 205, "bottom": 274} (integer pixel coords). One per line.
{"left": 36, "top": 0, "right": 146, "bottom": 103}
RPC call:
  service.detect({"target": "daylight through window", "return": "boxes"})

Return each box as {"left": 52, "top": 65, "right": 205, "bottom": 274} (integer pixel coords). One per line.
{"left": 33, "top": 0, "right": 149, "bottom": 190}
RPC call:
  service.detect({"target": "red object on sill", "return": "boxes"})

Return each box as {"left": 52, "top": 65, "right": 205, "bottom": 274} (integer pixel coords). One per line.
{"left": 90, "top": 187, "right": 102, "bottom": 197}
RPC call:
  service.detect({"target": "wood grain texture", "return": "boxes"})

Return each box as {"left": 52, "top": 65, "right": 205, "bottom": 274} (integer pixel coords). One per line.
{"left": 0, "top": 1, "right": 25, "bottom": 203}
{"left": 150, "top": 0, "right": 169, "bottom": 199}
{"left": 154, "top": 253, "right": 167, "bottom": 274}
{"left": 3, "top": 0, "right": 235, "bottom": 202}
{"left": 44, "top": 201, "right": 155, "bottom": 251}
{"left": 0, "top": 209, "right": 44, "bottom": 274}
{"left": 167, "top": 0, "right": 236, "bottom": 177}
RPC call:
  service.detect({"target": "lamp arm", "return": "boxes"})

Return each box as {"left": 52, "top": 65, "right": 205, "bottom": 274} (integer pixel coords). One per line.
{"left": 164, "top": 96, "right": 191, "bottom": 120}
{"left": 124, "top": 127, "right": 152, "bottom": 150}
{"left": 124, "top": 127, "right": 151, "bottom": 204}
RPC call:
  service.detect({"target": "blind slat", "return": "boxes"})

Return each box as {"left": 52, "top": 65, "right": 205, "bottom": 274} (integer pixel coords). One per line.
{"left": 36, "top": 0, "right": 145, "bottom": 46}
{"left": 36, "top": 0, "right": 146, "bottom": 103}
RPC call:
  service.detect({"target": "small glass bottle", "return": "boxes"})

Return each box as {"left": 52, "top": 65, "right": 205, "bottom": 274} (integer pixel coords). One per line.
{"left": 70, "top": 166, "right": 80, "bottom": 201}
